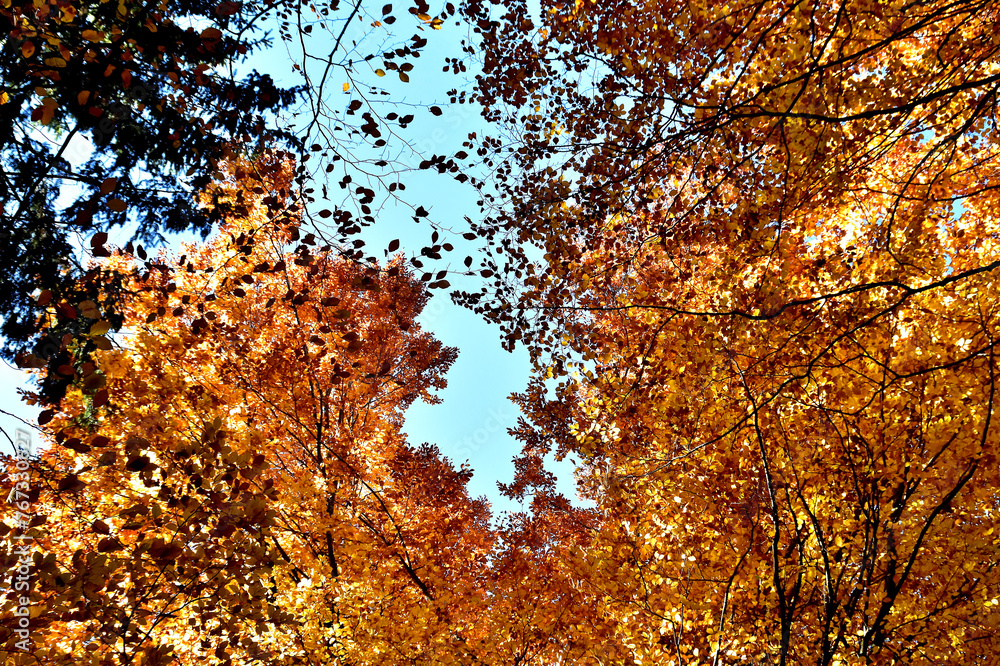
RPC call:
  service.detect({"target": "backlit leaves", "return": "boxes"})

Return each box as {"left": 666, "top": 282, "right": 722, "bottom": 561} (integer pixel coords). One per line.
{"left": 0, "top": 155, "right": 498, "bottom": 664}
{"left": 467, "top": 0, "right": 1000, "bottom": 662}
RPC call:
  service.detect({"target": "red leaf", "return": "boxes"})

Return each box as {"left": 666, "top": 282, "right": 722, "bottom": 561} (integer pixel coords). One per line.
{"left": 92, "top": 389, "right": 109, "bottom": 408}
{"left": 64, "top": 438, "right": 91, "bottom": 453}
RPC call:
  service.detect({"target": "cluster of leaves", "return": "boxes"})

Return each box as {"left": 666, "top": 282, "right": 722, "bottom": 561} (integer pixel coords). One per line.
{"left": 4, "top": 0, "right": 1000, "bottom": 663}
{"left": 1, "top": 155, "right": 504, "bottom": 664}
{"left": 460, "top": 0, "right": 1000, "bottom": 350}
{"left": 2, "top": 0, "right": 480, "bottom": 407}
{"left": 0, "top": 0, "right": 300, "bottom": 359}
{"left": 454, "top": 0, "right": 1000, "bottom": 662}
{"left": 280, "top": 0, "right": 472, "bottom": 238}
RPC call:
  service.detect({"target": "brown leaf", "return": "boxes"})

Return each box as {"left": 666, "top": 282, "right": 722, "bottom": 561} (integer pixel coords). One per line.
{"left": 125, "top": 455, "right": 151, "bottom": 472}
{"left": 58, "top": 474, "right": 87, "bottom": 493}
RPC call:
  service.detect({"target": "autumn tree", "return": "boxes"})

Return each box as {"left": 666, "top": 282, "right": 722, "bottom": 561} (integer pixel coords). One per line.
{"left": 460, "top": 0, "right": 1000, "bottom": 351}
{"left": 1, "top": 154, "right": 497, "bottom": 665}
{"left": 0, "top": 0, "right": 299, "bottom": 360}
{"left": 459, "top": 0, "right": 1000, "bottom": 663}
{"left": 503, "top": 228, "right": 1000, "bottom": 662}
{"left": 2, "top": 0, "right": 474, "bottom": 407}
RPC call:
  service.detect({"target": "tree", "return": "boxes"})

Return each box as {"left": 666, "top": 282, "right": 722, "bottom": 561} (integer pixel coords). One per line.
{"left": 2, "top": 0, "right": 471, "bottom": 407}
{"left": 1, "top": 153, "right": 497, "bottom": 664}
{"left": 0, "top": 0, "right": 299, "bottom": 357}
{"left": 507, "top": 230, "right": 1000, "bottom": 662}
{"left": 9, "top": 0, "right": 1000, "bottom": 662}
{"left": 460, "top": 0, "right": 1000, "bottom": 662}
{"left": 460, "top": 0, "right": 1000, "bottom": 354}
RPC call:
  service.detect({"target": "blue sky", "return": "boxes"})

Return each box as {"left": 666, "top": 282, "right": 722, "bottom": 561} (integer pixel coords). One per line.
{"left": 0, "top": 2, "right": 580, "bottom": 515}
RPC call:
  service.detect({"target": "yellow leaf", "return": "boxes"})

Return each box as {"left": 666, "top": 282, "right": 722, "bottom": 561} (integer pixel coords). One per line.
{"left": 82, "top": 29, "right": 104, "bottom": 42}
{"left": 375, "top": 69, "right": 386, "bottom": 77}
{"left": 21, "top": 41, "right": 35, "bottom": 58}
{"left": 90, "top": 321, "right": 112, "bottom": 336}
{"left": 0, "top": 92, "right": 8, "bottom": 105}
{"left": 343, "top": 82, "right": 350, "bottom": 92}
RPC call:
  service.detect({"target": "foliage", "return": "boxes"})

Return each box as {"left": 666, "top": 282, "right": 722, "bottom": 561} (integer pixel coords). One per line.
{"left": 460, "top": 0, "right": 1000, "bottom": 662}
{"left": 0, "top": 0, "right": 299, "bottom": 359}
{"left": 1, "top": 154, "right": 496, "bottom": 664}
{"left": 3, "top": 0, "right": 1000, "bottom": 663}
{"left": 461, "top": 0, "right": 1000, "bottom": 352}
{"left": 2, "top": 0, "right": 471, "bottom": 405}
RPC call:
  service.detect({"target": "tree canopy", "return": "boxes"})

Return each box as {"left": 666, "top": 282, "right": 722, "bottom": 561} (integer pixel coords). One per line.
{"left": 2, "top": 0, "right": 465, "bottom": 404}
{"left": 3, "top": 0, "right": 1000, "bottom": 663}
